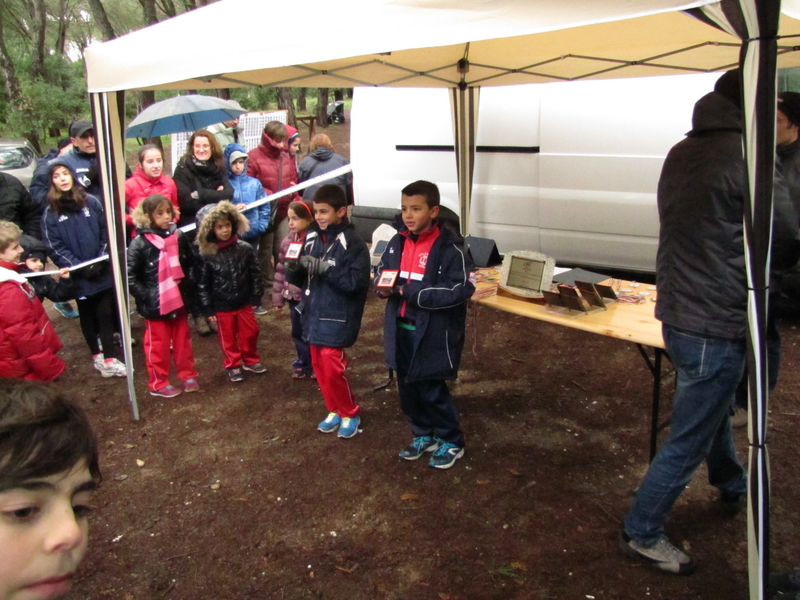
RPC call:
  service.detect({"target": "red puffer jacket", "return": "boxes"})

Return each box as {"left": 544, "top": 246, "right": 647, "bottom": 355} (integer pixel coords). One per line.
{"left": 0, "top": 262, "right": 65, "bottom": 381}
{"left": 246, "top": 131, "right": 299, "bottom": 223}
{"left": 125, "top": 165, "right": 179, "bottom": 236}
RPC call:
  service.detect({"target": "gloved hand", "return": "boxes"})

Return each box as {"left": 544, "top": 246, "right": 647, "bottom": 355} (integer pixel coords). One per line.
{"left": 81, "top": 261, "right": 107, "bottom": 281}
{"left": 299, "top": 255, "right": 330, "bottom": 277}
{"left": 284, "top": 258, "right": 300, "bottom": 272}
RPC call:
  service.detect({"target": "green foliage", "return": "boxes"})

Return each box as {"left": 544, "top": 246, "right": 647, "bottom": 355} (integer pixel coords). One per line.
{"left": 1, "top": 55, "right": 88, "bottom": 142}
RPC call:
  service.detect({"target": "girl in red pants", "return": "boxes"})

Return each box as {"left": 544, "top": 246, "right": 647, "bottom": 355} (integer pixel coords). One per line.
{"left": 196, "top": 201, "right": 265, "bottom": 383}
{"left": 127, "top": 194, "right": 198, "bottom": 397}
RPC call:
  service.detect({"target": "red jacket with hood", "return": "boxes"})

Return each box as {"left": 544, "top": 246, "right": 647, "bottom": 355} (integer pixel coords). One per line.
{"left": 246, "top": 129, "right": 299, "bottom": 223}
{"left": 0, "top": 261, "right": 65, "bottom": 380}
{"left": 124, "top": 164, "right": 179, "bottom": 235}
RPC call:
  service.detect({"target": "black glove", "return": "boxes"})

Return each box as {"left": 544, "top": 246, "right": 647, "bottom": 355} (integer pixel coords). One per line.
{"left": 284, "top": 258, "right": 300, "bottom": 272}
{"left": 299, "top": 255, "right": 330, "bottom": 277}
{"left": 81, "top": 261, "right": 107, "bottom": 281}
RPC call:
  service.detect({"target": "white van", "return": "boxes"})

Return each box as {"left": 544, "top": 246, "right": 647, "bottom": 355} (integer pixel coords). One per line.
{"left": 350, "top": 73, "right": 719, "bottom": 273}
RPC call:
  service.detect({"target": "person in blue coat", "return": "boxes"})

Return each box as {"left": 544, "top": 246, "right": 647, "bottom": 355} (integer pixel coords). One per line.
{"left": 41, "top": 159, "right": 126, "bottom": 379}
{"left": 225, "top": 143, "right": 269, "bottom": 313}
{"left": 376, "top": 180, "right": 475, "bottom": 470}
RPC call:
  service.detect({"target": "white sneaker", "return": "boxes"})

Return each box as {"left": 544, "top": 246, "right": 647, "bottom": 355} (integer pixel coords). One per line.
{"left": 94, "top": 357, "right": 127, "bottom": 378}
{"left": 620, "top": 532, "right": 695, "bottom": 575}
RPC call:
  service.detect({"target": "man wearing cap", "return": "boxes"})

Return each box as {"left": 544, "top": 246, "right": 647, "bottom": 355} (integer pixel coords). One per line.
{"left": 29, "top": 120, "right": 100, "bottom": 207}
{"left": 619, "top": 70, "right": 800, "bottom": 576}
{"left": 59, "top": 120, "right": 101, "bottom": 198}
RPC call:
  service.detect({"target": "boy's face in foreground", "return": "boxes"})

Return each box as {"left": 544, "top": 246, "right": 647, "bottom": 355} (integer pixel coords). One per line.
{"left": 0, "top": 240, "right": 23, "bottom": 263}
{"left": 24, "top": 257, "right": 44, "bottom": 272}
{"left": 313, "top": 202, "right": 347, "bottom": 231}
{"left": 401, "top": 194, "right": 439, "bottom": 235}
{"left": 0, "top": 460, "right": 95, "bottom": 600}
{"left": 213, "top": 216, "right": 232, "bottom": 242}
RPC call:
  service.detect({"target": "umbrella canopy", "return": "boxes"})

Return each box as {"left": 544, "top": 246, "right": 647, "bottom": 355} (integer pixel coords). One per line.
{"left": 125, "top": 95, "right": 245, "bottom": 138}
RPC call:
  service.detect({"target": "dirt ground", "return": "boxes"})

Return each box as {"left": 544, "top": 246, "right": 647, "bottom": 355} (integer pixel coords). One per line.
{"left": 53, "top": 115, "right": 800, "bottom": 599}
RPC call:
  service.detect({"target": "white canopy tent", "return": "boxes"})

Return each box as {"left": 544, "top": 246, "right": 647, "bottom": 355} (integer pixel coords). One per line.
{"left": 85, "top": 2, "right": 800, "bottom": 597}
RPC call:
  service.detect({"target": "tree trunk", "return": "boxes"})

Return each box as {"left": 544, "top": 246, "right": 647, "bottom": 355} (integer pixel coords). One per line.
{"left": 54, "top": 0, "right": 68, "bottom": 57}
{"left": 217, "top": 88, "right": 231, "bottom": 100}
{"left": 316, "top": 88, "right": 329, "bottom": 128}
{"left": 28, "top": 0, "right": 47, "bottom": 80}
{"left": 158, "top": 0, "right": 178, "bottom": 17}
{"left": 87, "top": 0, "right": 117, "bottom": 40}
{"left": 141, "top": 0, "right": 158, "bottom": 23}
{"left": 137, "top": 0, "right": 160, "bottom": 148}
{"left": 277, "top": 87, "right": 296, "bottom": 129}
{"left": 333, "top": 89, "right": 344, "bottom": 102}
{"left": 0, "top": 10, "right": 39, "bottom": 152}
{"left": 0, "top": 19, "right": 21, "bottom": 104}
{"left": 139, "top": 90, "right": 162, "bottom": 149}
{"left": 297, "top": 88, "right": 307, "bottom": 112}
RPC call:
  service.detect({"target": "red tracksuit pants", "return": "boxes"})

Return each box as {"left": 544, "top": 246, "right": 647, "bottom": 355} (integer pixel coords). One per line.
{"left": 143, "top": 311, "right": 198, "bottom": 391}
{"left": 310, "top": 345, "right": 360, "bottom": 418}
{"left": 215, "top": 305, "right": 261, "bottom": 369}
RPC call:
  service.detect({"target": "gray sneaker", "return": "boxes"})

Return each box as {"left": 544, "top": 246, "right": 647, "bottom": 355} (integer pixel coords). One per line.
{"left": 620, "top": 532, "right": 695, "bottom": 575}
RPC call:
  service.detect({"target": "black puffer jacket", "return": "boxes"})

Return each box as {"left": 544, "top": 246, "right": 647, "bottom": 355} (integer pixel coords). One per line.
{"left": 196, "top": 201, "right": 262, "bottom": 315}
{"left": 173, "top": 156, "right": 233, "bottom": 232}
{"left": 656, "top": 91, "right": 800, "bottom": 339}
{"left": 127, "top": 204, "right": 194, "bottom": 320}
{"left": 0, "top": 173, "right": 41, "bottom": 238}
{"left": 299, "top": 218, "right": 370, "bottom": 348}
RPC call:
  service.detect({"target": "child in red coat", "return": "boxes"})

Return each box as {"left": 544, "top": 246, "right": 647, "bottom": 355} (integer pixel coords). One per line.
{"left": 0, "top": 221, "right": 65, "bottom": 381}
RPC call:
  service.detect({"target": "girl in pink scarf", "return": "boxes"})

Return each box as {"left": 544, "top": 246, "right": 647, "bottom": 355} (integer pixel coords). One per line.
{"left": 127, "top": 195, "right": 199, "bottom": 398}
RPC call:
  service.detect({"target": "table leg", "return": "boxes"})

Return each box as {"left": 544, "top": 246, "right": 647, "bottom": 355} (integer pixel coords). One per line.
{"left": 636, "top": 345, "right": 669, "bottom": 462}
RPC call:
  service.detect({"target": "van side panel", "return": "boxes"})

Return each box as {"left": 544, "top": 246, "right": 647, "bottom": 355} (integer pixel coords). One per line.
{"left": 352, "top": 73, "right": 718, "bottom": 273}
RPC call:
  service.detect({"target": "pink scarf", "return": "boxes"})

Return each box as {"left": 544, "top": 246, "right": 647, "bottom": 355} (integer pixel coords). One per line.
{"left": 144, "top": 232, "right": 185, "bottom": 315}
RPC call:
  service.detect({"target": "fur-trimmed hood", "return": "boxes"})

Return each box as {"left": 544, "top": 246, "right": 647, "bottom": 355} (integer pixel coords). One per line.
{"left": 196, "top": 200, "right": 249, "bottom": 255}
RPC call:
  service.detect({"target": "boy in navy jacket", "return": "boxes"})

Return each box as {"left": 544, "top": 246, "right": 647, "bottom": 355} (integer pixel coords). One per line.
{"left": 376, "top": 180, "right": 475, "bottom": 469}
{"left": 296, "top": 184, "right": 370, "bottom": 439}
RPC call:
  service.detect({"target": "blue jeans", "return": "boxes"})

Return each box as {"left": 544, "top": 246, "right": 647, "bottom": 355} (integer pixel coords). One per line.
{"left": 623, "top": 324, "right": 748, "bottom": 546}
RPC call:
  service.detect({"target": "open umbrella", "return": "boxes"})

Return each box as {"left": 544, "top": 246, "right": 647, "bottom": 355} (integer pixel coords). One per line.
{"left": 125, "top": 94, "right": 245, "bottom": 138}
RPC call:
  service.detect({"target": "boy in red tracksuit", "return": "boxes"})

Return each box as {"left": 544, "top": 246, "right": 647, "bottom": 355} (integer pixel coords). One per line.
{"left": 0, "top": 221, "right": 65, "bottom": 381}
{"left": 196, "top": 201, "right": 266, "bottom": 383}
{"left": 295, "top": 185, "right": 370, "bottom": 439}
{"left": 376, "top": 180, "right": 475, "bottom": 469}
{"left": 127, "top": 195, "right": 199, "bottom": 398}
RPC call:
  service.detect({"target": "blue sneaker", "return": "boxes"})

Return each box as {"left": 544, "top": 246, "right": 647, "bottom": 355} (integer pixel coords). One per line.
{"left": 318, "top": 412, "right": 341, "bottom": 433}
{"left": 399, "top": 436, "right": 439, "bottom": 460}
{"left": 337, "top": 415, "right": 360, "bottom": 439}
{"left": 428, "top": 441, "right": 464, "bottom": 469}
{"left": 53, "top": 301, "right": 79, "bottom": 318}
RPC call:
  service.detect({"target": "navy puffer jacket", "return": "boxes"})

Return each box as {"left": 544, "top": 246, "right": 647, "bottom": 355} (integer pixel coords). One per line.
{"left": 299, "top": 218, "right": 370, "bottom": 348}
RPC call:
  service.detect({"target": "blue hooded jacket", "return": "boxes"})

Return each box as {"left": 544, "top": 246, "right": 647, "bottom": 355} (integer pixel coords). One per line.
{"left": 224, "top": 143, "right": 269, "bottom": 241}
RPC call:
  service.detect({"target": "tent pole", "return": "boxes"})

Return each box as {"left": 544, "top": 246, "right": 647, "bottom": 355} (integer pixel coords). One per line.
{"left": 736, "top": 1, "right": 780, "bottom": 598}
{"left": 91, "top": 91, "right": 140, "bottom": 421}
{"left": 451, "top": 83, "right": 479, "bottom": 237}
